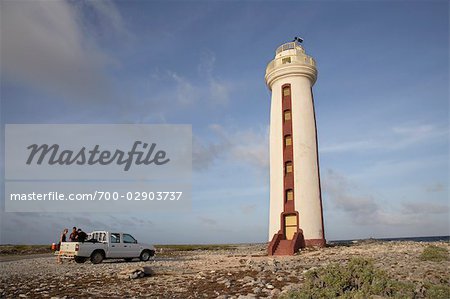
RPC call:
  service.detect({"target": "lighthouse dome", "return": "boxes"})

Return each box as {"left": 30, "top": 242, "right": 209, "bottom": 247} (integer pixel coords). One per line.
{"left": 265, "top": 41, "right": 317, "bottom": 89}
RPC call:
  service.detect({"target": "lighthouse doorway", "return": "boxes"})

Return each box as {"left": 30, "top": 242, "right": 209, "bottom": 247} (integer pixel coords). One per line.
{"left": 284, "top": 215, "right": 297, "bottom": 240}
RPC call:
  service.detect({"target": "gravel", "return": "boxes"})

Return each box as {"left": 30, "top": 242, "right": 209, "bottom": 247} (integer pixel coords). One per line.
{"left": 0, "top": 241, "right": 448, "bottom": 298}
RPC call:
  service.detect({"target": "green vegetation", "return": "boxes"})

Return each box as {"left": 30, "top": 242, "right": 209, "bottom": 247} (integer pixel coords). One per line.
{"left": 0, "top": 245, "right": 52, "bottom": 255}
{"left": 280, "top": 258, "right": 416, "bottom": 299}
{"left": 281, "top": 257, "right": 450, "bottom": 298}
{"left": 154, "top": 244, "right": 237, "bottom": 257}
{"left": 419, "top": 245, "right": 448, "bottom": 262}
{"left": 424, "top": 284, "right": 450, "bottom": 299}
{"left": 155, "top": 244, "right": 235, "bottom": 251}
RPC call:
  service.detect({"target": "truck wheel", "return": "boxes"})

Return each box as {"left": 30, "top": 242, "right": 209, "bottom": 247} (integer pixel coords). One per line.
{"left": 140, "top": 250, "right": 151, "bottom": 261}
{"left": 74, "top": 256, "right": 87, "bottom": 263}
{"left": 90, "top": 251, "right": 104, "bottom": 264}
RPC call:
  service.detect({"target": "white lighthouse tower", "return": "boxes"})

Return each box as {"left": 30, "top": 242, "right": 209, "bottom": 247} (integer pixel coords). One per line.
{"left": 265, "top": 39, "right": 325, "bottom": 255}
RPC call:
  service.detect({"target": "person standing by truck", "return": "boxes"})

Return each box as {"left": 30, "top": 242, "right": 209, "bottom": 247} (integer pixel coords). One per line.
{"left": 69, "top": 227, "right": 78, "bottom": 241}
{"left": 57, "top": 228, "right": 68, "bottom": 264}
{"left": 60, "top": 228, "right": 68, "bottom": 244}
{"left": 77, "top": 229, "right": 87, "bottom": 242}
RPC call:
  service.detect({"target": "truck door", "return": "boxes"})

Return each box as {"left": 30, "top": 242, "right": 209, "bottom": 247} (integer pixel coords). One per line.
{"left": 108, "top": 232, "right": 124, "bottom": 258}
{"left": 123, "top": 234, "right": 140, "bottom": 257}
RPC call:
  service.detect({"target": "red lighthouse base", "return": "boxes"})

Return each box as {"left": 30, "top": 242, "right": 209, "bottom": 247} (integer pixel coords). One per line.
{"left": 268, "top": 230, "right": 325, "bottom": 256}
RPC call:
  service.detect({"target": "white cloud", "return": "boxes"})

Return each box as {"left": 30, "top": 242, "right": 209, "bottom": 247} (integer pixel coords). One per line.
{"left": 402, "top": 201, "right": 449, "bottom": 215}
{"left": 82, "top": 0, "right": 130, "bottom": 39}
{"left": 0, "top": 213, "right": 111, "bottom": 244}
{"left": 322, "top": 169, "right": 449, "bottom": 229}
{"left": 322, "top": 169, "right": 381, "bottom": 225}
{"left": 154, "top": 50, "right": 231, "bottom": 107}
{"left": 228, "top": 129, "right": 269, "bottom": 170}
{"left": 168, "top": 71, "right": 199, "bottom": 105}
{"left": 198, "top": 216, "right": 217, "bottom": 226}
{"left": 0, "top": 0, "right": 127, "bottom": 101}
{"left": 425, "top": 182, "right": 445, "bottom": 193}
{"left": 199, "top": 50, "right": 229, "bottom": 105}
{"left": 192, "top": 124, "right": 268, "bottom": 172}
{"left": 240, "top": 203, "right": 258, "bottom": 215}
{"left": 320, "top": 124, "right": 448, "bottom": 153}
{"left": 192, "top": 134, "right": 226, "bottom": 170}
{"left": 209, "top": 80, "right": 229, "bottom": 106}
{"left": 349, "top": 154, "right": 447, "bottom": 182}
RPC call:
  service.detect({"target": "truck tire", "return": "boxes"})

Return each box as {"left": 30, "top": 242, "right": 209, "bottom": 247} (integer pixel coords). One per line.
{"left": 90, "top": 251, "right": 104, "bottom": 264}
{"left": 74, "top": 256, "right": 88, "bottom": 263}
{"left": 140, "top": 250, "right": 151, "bottom": 261}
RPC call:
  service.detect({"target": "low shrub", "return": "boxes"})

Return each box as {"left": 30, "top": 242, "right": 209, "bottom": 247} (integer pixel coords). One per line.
{"left": 425, "top": 283, "right": 450, "bottom": 299}
{"left": 280, "top": 258, "right": 415, "bottom": 299}
{"left": 419, "top": 245, "right": 448, "bottom": 262}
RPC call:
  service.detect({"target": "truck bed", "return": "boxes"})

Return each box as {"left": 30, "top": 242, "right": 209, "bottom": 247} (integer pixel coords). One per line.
{"left": 59, "top": 242, "right": 107, "bottom": 257}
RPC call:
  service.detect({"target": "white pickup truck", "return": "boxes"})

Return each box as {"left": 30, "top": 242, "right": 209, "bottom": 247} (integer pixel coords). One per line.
{"left": 58, "top": 231, "right": 156, "bottom": 264}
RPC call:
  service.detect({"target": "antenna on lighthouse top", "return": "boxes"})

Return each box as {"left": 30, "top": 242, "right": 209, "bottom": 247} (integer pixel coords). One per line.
{"left": 293, "top": 36, "right": 304, "bottom": 43}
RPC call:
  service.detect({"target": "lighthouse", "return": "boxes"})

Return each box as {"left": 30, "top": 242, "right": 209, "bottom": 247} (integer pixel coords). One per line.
{"left": 265, "top": 39, "right": 325, "bottom": 255}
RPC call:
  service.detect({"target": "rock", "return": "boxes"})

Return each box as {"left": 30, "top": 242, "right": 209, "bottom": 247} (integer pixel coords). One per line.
{"left": 266, "top": 283, "right": 274, "bottom": 289}
{"left": 117, "top": 266, "right": 153, "bottom": 279}
{"left": 217, "top": 278, "right": 230, "bottom": 284}
{"left": 252, "top": 287, "right": 261, "bottom": 293}
{"left": 271, "top": 288, "right": 281, "bottom": 297}
{"left": 282, "top": 284, "right": 301, "bottom": 292}
{"left": 142, "top": 266, "right": 154, "bottom": 275}
{"left": 242, "top": 276, "right": 255, "bottom": 283}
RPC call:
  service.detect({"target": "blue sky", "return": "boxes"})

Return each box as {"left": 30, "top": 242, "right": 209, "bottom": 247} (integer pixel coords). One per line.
{"left": 0, "top": 0, "right": 448, "bottom": 244}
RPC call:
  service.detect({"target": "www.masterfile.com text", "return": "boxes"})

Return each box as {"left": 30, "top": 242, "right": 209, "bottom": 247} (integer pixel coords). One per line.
{"left": 9, "top": 191, "right": 184, "bottom": 201}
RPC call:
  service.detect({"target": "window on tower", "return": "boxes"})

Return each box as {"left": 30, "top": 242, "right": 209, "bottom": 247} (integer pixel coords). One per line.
{"left": 283, "top": 87, "right": 290, "bottom": 96}
{"left": 282, "top": 57, "right": 291, "bottom": 64}
{"left": 284, "top": 135, "right": 292, "bottom": 147}
{"left": 286, "top": 189, "right": 294, "bottom": 201}
{"left": 285, "top": 161, "right": 293, "bottom": 174}
{"left": 284, "top": 110, "right": 291, "bottom": 122}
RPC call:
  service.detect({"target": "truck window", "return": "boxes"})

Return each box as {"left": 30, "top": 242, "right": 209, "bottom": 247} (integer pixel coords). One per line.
{"left": 110, "top": 233, "right": 120, "bottom": 243}
{"left": 123, "top": 234, "right": 137, "bottom": 244}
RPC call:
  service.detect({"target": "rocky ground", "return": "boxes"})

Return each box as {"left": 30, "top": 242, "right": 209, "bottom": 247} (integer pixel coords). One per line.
{"left": 0, "top": 241, "right": 448, "bottom": 298}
